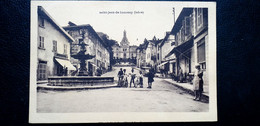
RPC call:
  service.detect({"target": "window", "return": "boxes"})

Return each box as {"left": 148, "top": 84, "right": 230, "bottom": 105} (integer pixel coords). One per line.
{"left": 178, "top": 32, "right": 181, "bottom": 44}
{"left": 171, "top": 42, "right": 175, "bottom": 46}
{"left": 197, "top": 8, "right": 203, "bottom": 29}
{"left": 39, "top": 36, "right": 44, "bottom": 48}
{"left": 197, "top": 38, "right": 206, "bottom": 69}
{"left": 185, "top": 16, "right": 191, "bottom": 36}
{"left": 98, "top": 50, "right": 102, "bottom": 57}
{"left": 78, "top": 39, "right": 83, "bottom": 44}
{"left": 37, "top": 61, "right": 47, "bottom": 80}
{"left": 64, "top": 44, "right": 67, "bottom": 54}
{"left": 39, "top": 18, "right": 44, "bottom": 27}
{"left": 79, "top": 29, "right": 82, "bottom": 34}
{"left": 175, "top": 33, "right": 179, "bottom": 45}
{"left": 181, "top": 27, "right": 185, "bottom": 43}
{"left": 53, "top": 40, "right": 57, "bottom": 52}
{"left": 71, "top": 45, "right": 78, "bottom": 54}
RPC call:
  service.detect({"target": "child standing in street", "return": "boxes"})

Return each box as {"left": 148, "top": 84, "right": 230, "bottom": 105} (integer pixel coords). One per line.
{"left": 129, "top": 68, "right": 136, "bottom": 88}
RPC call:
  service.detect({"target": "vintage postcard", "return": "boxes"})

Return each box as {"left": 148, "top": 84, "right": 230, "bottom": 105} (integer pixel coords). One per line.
{"left": 30, "top": 0, "right": 217, "bottom": 123}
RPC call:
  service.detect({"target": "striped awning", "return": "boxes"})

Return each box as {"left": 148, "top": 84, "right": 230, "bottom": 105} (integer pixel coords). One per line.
{"left": 55, "top": 58, "right": 76, "bottom": 71}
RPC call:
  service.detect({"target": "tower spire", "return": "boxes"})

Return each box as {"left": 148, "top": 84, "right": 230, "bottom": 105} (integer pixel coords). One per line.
{"left": 124, "top": 30, "right": 126, "bottom": 37}
{"left": 120, "top": 30, "right": 129, "bottom": 46}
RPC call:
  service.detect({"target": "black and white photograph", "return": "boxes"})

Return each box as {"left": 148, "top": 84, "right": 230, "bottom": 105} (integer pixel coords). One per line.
{"left": 30, "top": 0, "right": 217, "bottom": 123}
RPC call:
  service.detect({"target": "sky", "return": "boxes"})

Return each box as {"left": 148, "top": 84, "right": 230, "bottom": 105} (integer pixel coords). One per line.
{"left": 35, "top": 1, "right": 182, "bottom": 46}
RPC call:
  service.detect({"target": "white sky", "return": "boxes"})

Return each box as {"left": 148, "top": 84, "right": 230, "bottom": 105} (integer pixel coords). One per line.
{"left": 35, "top": 1, "right": 182, "bottom": 46}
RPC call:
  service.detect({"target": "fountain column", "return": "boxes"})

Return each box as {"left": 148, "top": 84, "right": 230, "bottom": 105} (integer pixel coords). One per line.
{"left": 71, "top": 30, "right": 95, "bottom": 76}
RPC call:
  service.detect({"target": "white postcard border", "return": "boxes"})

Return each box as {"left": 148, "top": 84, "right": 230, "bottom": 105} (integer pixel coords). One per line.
{"left": 29, "top": 1, "right": 217, "bottom": 123}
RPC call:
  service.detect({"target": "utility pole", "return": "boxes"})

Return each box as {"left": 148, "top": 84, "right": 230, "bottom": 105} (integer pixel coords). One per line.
{"left": 173, "top": 7, "right": 175, "bottom": 24}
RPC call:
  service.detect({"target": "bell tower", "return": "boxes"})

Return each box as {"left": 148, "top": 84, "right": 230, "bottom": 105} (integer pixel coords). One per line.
{"left": 120, "top": 30, "right": 130, "bottom": 46}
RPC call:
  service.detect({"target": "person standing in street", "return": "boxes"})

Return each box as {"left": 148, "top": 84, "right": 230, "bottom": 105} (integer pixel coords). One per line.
{"left": 138, "top": 71, "right": 144, "bottom": 88}
{"left": 63, "top": 66, "right": 68, "bottom": 76}
{"left": 147, "top": 69, "right": 154, "bottom": 89}
{"left": 117, "top": 68, "right": 123, "bottom": 86}
{"left": 178, "top": 67, "right": 184, "bottom": 83}
{"left": 123, "top": 69, "right": 128, "bottom": 87}
{"left": 129, "top": 68, "right": 136, "bottom": 88}
{"left": 193, "top": 64, "right": 204, "bottom": 101}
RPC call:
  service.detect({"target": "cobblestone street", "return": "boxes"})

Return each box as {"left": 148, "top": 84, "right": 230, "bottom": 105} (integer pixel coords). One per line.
{"left": 37, "top": 67, "right": 208, "bottom": 112}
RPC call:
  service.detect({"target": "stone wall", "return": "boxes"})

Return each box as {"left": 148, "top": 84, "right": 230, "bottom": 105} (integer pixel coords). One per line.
{"left": 48, "top": 76, "right": 114, "bottom": 86}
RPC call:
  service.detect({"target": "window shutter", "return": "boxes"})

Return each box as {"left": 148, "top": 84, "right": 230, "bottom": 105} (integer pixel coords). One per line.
{"left": 42, "top": 37, "right": 44, "bottom": 48}
{"left": 185, "top": 17, "right": 190, "bottom": 36}
{"left": 197, "top": 39, "right": 206, "bottom": 63}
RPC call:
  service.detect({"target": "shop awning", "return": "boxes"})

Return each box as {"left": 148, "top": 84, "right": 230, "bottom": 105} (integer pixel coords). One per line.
{"left": 169, "top": 60, "right": 176, "bottom": 63}
{"left": 173, "top": 36, "right": 194, "bottom": 55}
{"left": 158, "top": 62, "right": 168, "bottom": 67}
{"left": 55, "top": 58, "right": 76, "bottom": 71}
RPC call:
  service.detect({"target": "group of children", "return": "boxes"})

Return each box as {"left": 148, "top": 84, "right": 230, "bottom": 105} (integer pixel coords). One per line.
{"left": 117, "top": 68, "right": 143, "bottom": 88}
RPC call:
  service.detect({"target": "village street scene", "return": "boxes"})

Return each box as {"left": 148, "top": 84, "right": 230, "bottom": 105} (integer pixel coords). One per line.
{"left": 35, "top": 4, "right": 209, "bottom": 112}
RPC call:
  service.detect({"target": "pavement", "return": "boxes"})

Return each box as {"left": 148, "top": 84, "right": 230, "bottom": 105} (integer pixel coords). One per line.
{"left": 37, "top": 66, "right": 208, "bottom": 102}
{"left": 37, "top": 67, "right": 209, "bottom": 112}
{"left": 161, "top": 79, "right": 209, "bottom": 102}
{"left": 134, "top": 67, "right": 209, "bottom": 101}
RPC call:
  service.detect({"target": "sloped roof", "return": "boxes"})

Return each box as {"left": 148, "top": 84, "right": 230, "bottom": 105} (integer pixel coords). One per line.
{"left": 63, "top": 24, "right": 110, "bottom": 52}
{"left": 38, "top": 6, "right": 74, "bottom": 42}
{"left": 170, "top": 8, "right": 193, "bottom": 34}
{"left": 159, "top": 32, "right": 172, "bottom": 47}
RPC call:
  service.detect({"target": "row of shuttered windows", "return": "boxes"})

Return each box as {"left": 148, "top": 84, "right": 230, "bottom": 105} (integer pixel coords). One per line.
{"left": 38, "top": 36, "right": 67, "bottom": 54}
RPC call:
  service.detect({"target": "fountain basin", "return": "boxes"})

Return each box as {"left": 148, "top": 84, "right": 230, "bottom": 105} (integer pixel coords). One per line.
{"left": 47, "top": 76, "right": 114, "bottom": 86}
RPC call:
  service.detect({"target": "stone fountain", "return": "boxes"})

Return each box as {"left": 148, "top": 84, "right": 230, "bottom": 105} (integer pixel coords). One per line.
{"left": 71, "top": 30, "right": 95, "bottom": 76}
{"left": 46, "top": 30, "right": 115, "bottom": 88}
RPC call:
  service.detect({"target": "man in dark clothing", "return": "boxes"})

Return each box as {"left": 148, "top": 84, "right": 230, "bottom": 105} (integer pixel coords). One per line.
{"left": 147, "top": 69, "right": 155, "bottom": 89}
{"left": 117, "top": 68, "right": 123, "bottom": 86}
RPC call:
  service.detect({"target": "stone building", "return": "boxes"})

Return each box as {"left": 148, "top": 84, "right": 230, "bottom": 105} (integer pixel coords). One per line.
{"left": 112, "top": 30, "right": 137, "bottom": 63}
{"left": 136, "top": 44, "right": 147, "bottom": 68}
{"left": 157, "top": 32, "right": 176, "bottom": 75}
{"left": 136, "top": 36, "right": 162, "bottom": 69}
{"left": 37, "top": 6, "right": 75, "bottom": 83}
{"left": 170, "top": 8, "right": 208, "bottom": 84}
{"left": 144, "top": 37, "right": 161, "bottom": 68}
{"left": 63, "top": 23, "right": 111, "bottom": 76}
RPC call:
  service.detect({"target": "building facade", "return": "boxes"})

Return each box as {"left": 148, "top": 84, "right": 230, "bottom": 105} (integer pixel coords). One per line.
{"left": 136, "top": 41, "right": 148, "bottom": 68}
{"left": 63, "top": 24, "right": 111, "bottom": 76}
{"left": 147, "top": 37, "right": 161, "bottom": 68}
{"left": 112, "top": 30, "right": 137, "bottom": 63}
{"left": 170, "top": 8, "right": 208, "bottom": 84}
{"left": 37, "top": 6, "right": 75, "bottom": 83}
{"left": 157, "top": 32, "right": 176, "bottom": 75}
